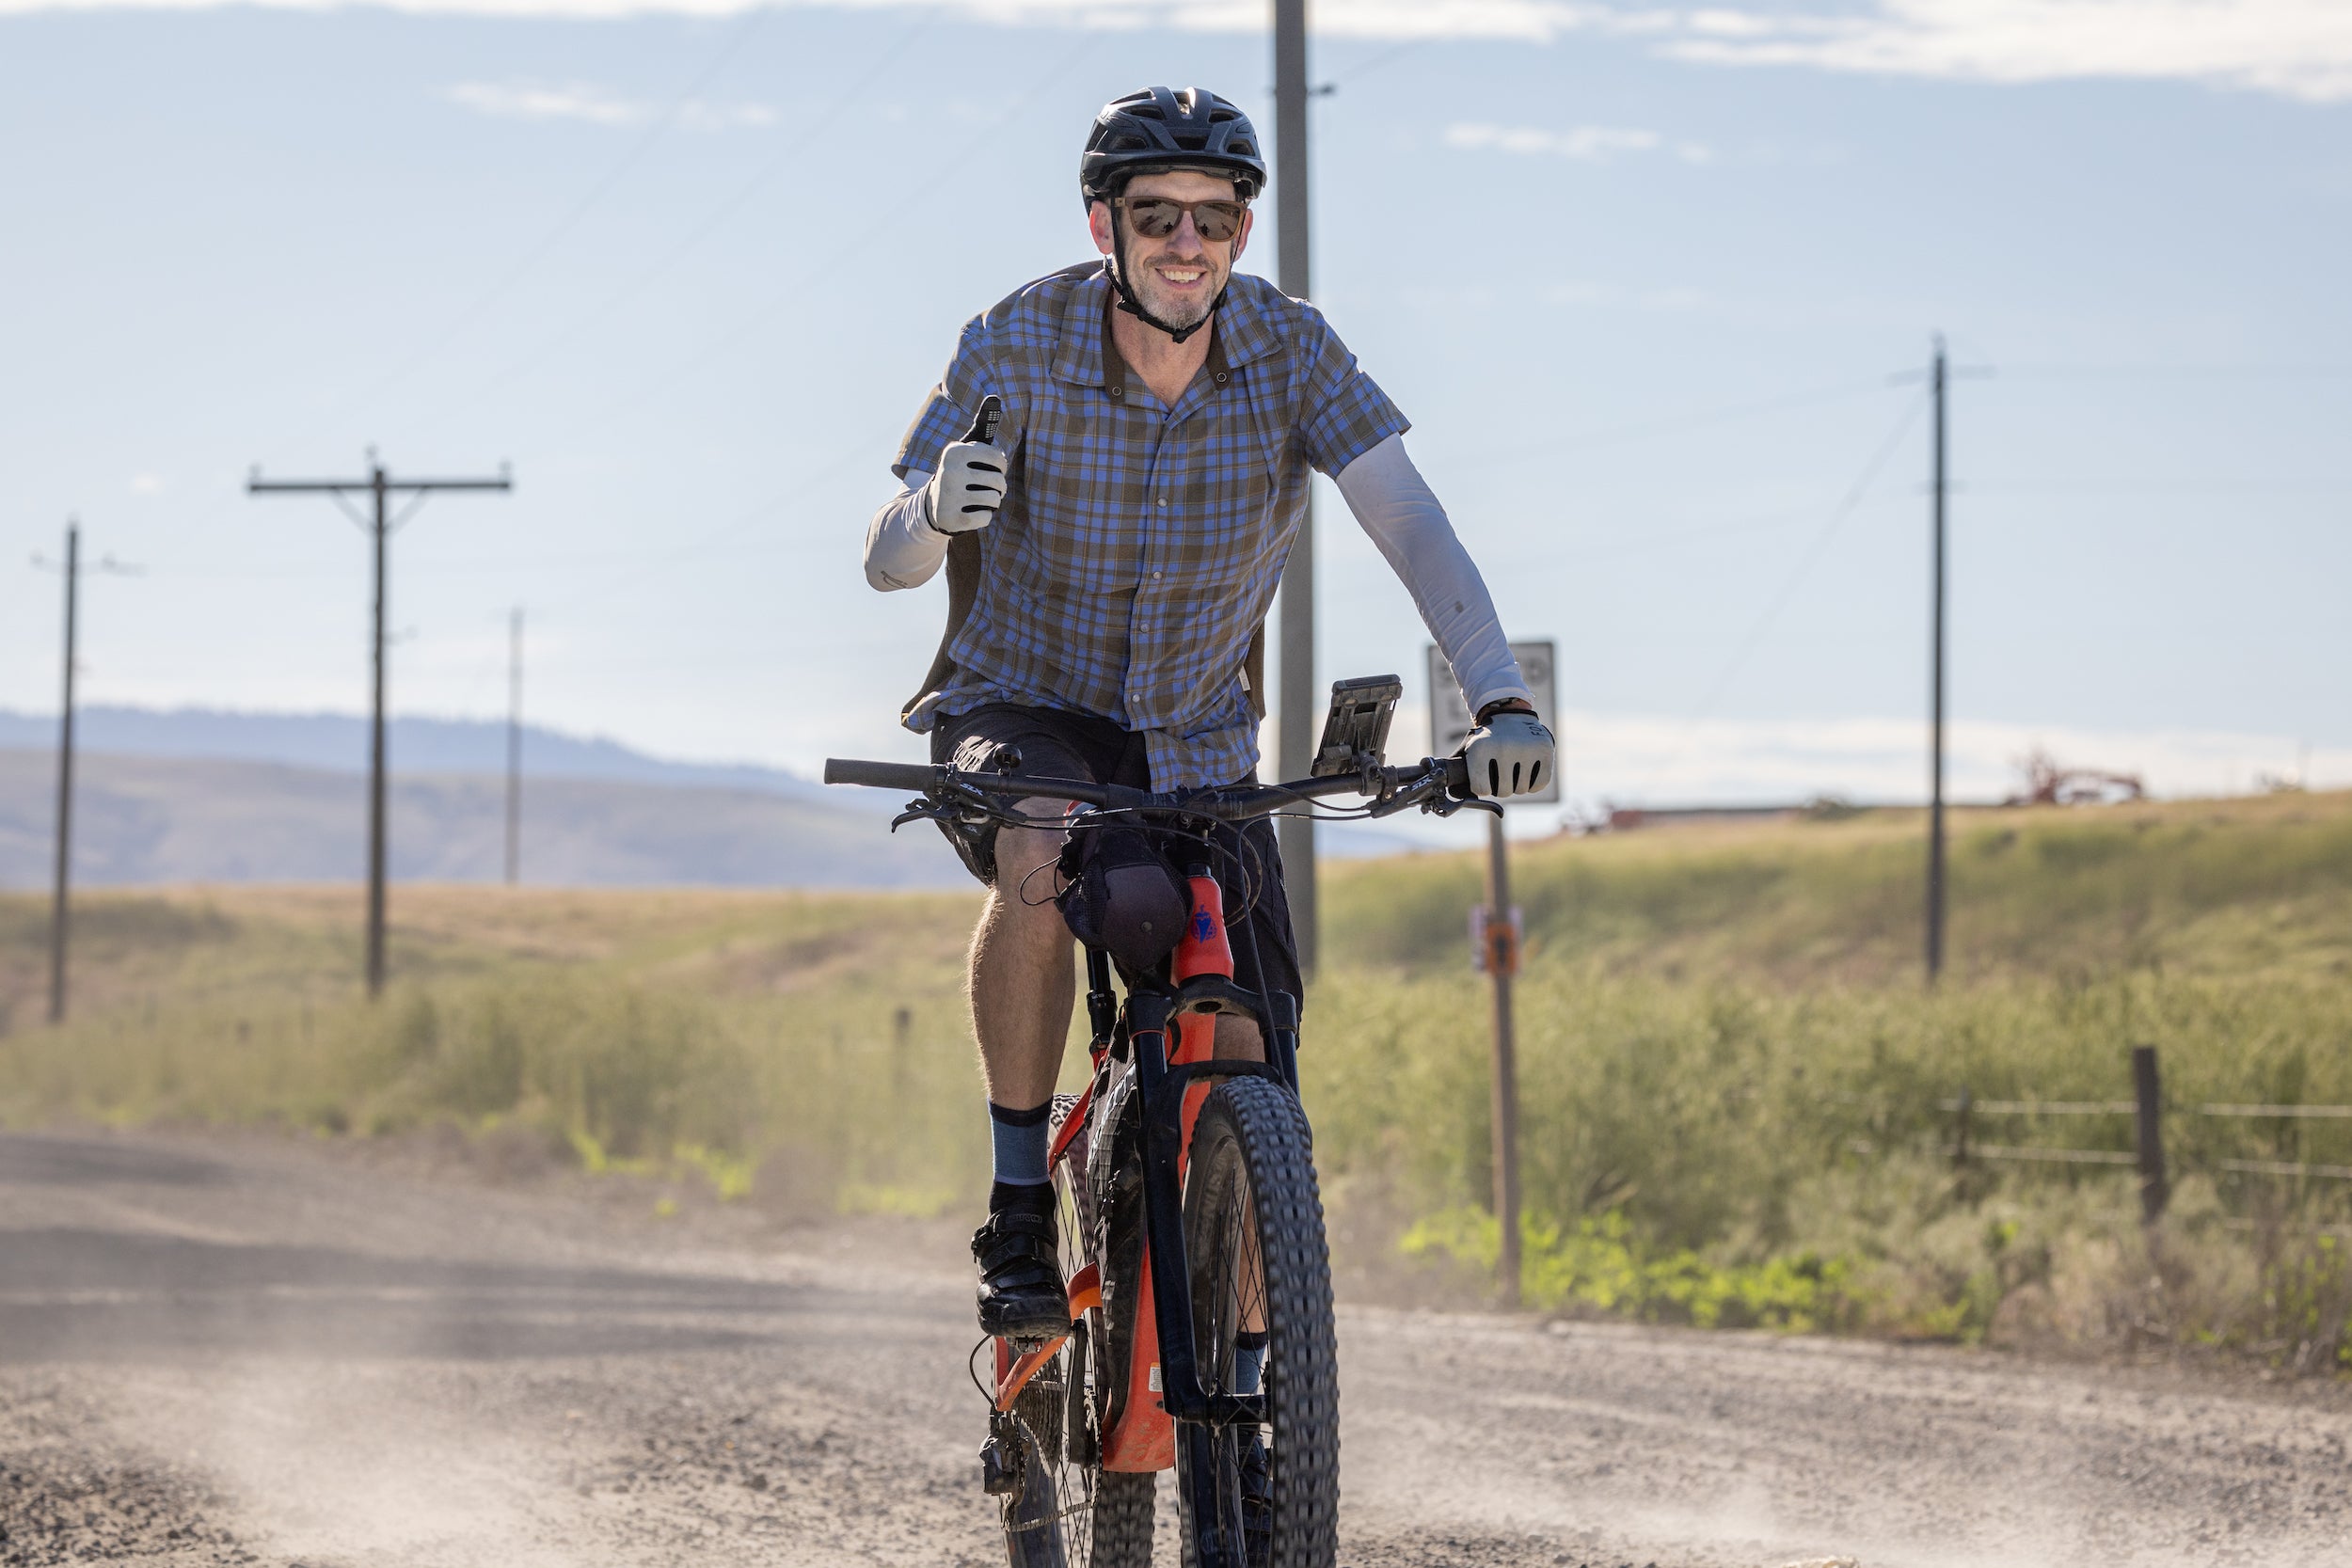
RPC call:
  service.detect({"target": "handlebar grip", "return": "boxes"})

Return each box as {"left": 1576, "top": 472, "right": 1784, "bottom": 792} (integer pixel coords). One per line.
{"left": 961, "top": 394, "right": 1002, "bottom": 446}
{"left": 823, "top": 757, "right": 939, "bottom": 792}
{"left": 1441, "top": 754, "right": 1473, "bottom": 800}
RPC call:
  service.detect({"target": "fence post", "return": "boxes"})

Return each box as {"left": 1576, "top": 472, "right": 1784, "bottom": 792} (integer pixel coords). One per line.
{"left": 892, "top": 1006, "right": 914, "bottom": 1104}
{"left": 2132, "top": 1045, "right": 2169, "bottom": 1223}
{"left": 1954, "top": 1085, "right": 1972, "bottom": 1169}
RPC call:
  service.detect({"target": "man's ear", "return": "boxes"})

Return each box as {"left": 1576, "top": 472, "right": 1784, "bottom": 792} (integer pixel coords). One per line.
{"left": 1089, "top": 199, "right": 1115, "bottom": 258}
{"left": 1229, "top": 205, "right": 1254, "bottom": 265}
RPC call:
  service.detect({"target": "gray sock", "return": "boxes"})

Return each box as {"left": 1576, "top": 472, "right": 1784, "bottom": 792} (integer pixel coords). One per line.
{"left": 988, "top": 1100, "right": 1052, "bottom": 1188}
{"left": 1232, "top": 1331, "right": 1268, "bottom": 1395}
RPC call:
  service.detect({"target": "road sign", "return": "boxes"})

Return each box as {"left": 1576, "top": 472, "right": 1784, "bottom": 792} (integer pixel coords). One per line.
{"left": 1427, "top": 640, "right": 1559, "bottom": 804}
{"left": 1469, "top": 904, "right": 1523, "bottom": 975}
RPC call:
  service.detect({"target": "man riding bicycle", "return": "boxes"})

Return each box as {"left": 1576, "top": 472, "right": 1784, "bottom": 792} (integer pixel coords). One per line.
{"left": 863, "top": 86, "right": 1554, "bottom": 1344}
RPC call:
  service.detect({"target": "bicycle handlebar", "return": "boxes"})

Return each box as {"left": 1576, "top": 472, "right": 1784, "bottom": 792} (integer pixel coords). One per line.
{"left": 821, "top": 757, "right": 939, "bottom": 793}
{"left": 821, "top": 753, "right": 1475, "bottom": 821}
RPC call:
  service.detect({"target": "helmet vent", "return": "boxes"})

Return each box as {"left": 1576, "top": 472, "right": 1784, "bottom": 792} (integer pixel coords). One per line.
{"left": 1080, "top": 86, "right": 1268, "bottom": 206}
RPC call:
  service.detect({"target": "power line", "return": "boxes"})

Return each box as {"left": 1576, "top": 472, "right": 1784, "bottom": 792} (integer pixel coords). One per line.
{"left": 1494, "top": 502, "right": 1824, "bottom": 570}
{"left": 299, "top": 10, "right": 772, "bottom": 437}
{"left": 1626, "top": 388, "right": 1929, "bottom": 804}
{"left": 1684, "top": 391, "right": 1928, "bottom": 723}
{"left": 559, "top": 28, "right": 1104, "bottom": 443}
{"left": 1450, "top": 375, "right": 1892, "bottom": 466}
{"left": 248, "top": 454, "right": 513, "bottom": 998}
{"left": 468, "top": 8, "right": 942, "bottom": 403}
{"left": 1955, "top": 480, "right": 2352, "bottom": 497}
{"left": 1325, "top": 36, "right": 1424, "bottom": 89}
{"left": 1994, "top": 363, "right": 2352, "bottom": 381}
{"left": 529, "top": 448, "right": 866, "bottom": 620}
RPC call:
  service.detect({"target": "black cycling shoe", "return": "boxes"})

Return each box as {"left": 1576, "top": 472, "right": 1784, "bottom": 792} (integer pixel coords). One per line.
{"left": 972, "top": 1200, "right": 1071, "bottom": 1341}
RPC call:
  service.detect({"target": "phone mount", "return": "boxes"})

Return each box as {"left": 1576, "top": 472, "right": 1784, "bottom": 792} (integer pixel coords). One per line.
{"left": 1310, "top": 675, "right": 1403, "bottom": 778}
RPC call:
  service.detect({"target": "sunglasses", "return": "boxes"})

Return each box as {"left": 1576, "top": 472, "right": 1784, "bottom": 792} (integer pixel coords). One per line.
{"left": 1120, "top": 197, "right": 1248, "bottom": 243}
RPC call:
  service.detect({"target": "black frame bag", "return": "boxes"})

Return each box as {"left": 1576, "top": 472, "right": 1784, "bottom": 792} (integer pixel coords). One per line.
{"left": 1056, "top": 821, "right": 1189, "bottom": 975}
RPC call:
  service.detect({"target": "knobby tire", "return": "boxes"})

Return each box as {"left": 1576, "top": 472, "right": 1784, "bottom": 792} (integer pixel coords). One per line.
{"left": 1176, "top": 1078, "right": 1340, "bottom": 1568}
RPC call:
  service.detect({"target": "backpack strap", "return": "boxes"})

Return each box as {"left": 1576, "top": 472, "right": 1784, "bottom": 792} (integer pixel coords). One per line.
{"left": 901, "top": 529, "right": 981, "bottom": 726}
{"left": 1243, "top": 619, "right": 1266, "bottom": 720}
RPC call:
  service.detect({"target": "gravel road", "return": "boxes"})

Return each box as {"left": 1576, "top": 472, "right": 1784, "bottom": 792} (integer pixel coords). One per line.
{"left": 3, "top": 1128, "right": 2347, "bottom": 1568}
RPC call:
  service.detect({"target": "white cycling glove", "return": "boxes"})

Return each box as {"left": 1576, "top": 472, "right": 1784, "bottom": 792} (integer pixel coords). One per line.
{"left": 1463, "top": 709, "right": 1556, "bottom": 800}
{"left": 925, "top": 396, "right": 1009, "bottom": 535}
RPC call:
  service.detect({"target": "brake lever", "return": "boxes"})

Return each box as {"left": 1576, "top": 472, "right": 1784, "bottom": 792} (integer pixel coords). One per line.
{"left": 890, "top": 798, "right": 950, "bottom": 832}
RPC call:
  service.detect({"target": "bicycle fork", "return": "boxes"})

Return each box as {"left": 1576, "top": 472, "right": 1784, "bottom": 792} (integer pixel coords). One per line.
{"left": 1125, "top": 868, "right": 1303, "bottom": 1568}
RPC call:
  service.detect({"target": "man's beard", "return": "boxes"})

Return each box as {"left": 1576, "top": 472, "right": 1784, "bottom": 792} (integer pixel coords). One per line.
{"left": 1119, "top": 245, "right": 1222, "bottom": 331}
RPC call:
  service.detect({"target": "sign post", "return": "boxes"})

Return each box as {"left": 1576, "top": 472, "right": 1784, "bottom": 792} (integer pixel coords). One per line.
{"left": 1430, "top": 641, "right": 1557, "bottom": 1307}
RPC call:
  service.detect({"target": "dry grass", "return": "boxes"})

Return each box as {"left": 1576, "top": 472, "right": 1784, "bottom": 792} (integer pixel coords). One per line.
{"left": 1327, "top": 788, "right": 2352, "bottom": 987}
{"left": 6, "top": 790, "right": 2352, "bottom": 1364}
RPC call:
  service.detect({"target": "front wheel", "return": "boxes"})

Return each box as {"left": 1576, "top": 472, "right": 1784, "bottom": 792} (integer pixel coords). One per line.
{"left": 1176, "top": 1078, "right": 1339, "bottom": 1568}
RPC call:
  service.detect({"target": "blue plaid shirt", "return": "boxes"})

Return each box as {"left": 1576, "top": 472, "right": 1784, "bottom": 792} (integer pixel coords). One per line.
{"left": 894, "top": 262, "right": 1409, "bottom": 791}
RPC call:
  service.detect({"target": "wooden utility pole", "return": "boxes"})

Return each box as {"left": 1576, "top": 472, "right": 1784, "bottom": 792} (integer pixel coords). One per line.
{"left": 1431, "top": 641, "right": 1557, "bottom": 1307}
{"left": 1900, "top": 338, "right": 1986, "bottom": 982}
{"left": 47, "top": 522, "right": 79, "bottom": 1027}
{"left": 505, "top": 606, "right": 524, "bottom": 887}
{"left": 249, "top": 453, "right": 512, "bottom": 996}
{"left": 1926, "top": 338, "right": 1948, "bottom": 984}
{"left": 1484, "top": 814, "right": 1522, "bottom": 1306}
{"left": 2133, "top": 1045, "right": 2169, "bottom": 1224}
{"left": 35, "top": 521, "right": 135, "bottom": 1025}
{"left": 1272, "top": 0, "right": 1319, "bottom": 974}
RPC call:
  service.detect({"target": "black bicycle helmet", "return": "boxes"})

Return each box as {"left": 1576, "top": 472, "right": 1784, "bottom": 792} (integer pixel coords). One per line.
{"left": 1079, "top": 87, "right": 1266, "bottom": 209}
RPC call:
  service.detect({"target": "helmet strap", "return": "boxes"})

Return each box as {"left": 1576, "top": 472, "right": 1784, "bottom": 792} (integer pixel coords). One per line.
{"left": 1106, "top": 201, "right": 1224, "bottom": 348}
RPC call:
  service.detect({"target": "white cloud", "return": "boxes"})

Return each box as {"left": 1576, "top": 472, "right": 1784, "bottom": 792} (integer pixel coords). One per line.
{"left": 127, "top": 474, "right": 166, "bottom": 496}
{"left": 444, "top": 80, "right": 649, "bottom": 126}
{"left": 1548, "top": 708, "right": 2347, "bottom": 807}
{"left": 678, "top": 99, "right": 776, "bottom": 131}
{"left": 1332, "top": 704, "right": 2344, "bottom": 847}
{"left": 0, "top": 0, "right": 1617, "bottom": 29}
{"left": 441, "top": 79, "right": 774, "bottom": 129}
{"left": 1445, "top": 121, "right": 1715, "bottom": 163}
{"left": 6, "top": 0, "right": 2348, "bottom": 103}
{"left": 1664, "top": 0, "right": 2352, "bottom": 103}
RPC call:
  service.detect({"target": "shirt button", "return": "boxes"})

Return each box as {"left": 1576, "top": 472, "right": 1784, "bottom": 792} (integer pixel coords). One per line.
{"left": 1152, "top": 570, "right": 1162, "bottom": 579}
{"left": 1157, "top": 497, "right": 1168, "bottom": 507}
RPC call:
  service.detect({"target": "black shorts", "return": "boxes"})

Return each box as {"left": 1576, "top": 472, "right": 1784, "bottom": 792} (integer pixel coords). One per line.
{"left": 930, "top": 703, "right": 1304, "bottom": 1015}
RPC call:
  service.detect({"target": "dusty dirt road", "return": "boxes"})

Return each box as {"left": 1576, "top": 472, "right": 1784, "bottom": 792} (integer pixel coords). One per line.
{"left": 3, "top": 1129, "right": 2348, "bottom": 1568}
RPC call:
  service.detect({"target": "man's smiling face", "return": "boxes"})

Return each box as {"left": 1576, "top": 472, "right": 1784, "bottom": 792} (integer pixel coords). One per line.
{"left": 1090, "top": 168, "right": 1253, "bottom": 335}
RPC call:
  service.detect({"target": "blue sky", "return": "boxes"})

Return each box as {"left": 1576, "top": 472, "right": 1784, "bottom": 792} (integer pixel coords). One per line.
{"left": 2, "top": 0, "right": 2346, "bottom": 816}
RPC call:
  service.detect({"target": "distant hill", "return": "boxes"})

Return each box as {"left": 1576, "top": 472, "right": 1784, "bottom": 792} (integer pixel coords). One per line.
{"left": 0, "top": 705, "right": 839, "bottom": 800}
{"left": 0, "top": 750, "right": 961, "bottom": 890}
{"left": 0, "top": 705, "right": 1427, "bottom": 886}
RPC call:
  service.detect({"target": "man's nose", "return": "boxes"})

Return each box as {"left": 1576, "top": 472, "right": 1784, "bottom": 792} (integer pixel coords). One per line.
{"left": 1167, "top": 215, "right": 1208, "bottom": 256}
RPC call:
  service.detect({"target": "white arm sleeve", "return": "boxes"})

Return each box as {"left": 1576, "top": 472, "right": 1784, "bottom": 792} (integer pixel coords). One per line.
{"left": 1334, "top": 435, "right": 1534, "bottom": 715}
{"left": 864, "top": 469, "right": 947, "bottom": 592}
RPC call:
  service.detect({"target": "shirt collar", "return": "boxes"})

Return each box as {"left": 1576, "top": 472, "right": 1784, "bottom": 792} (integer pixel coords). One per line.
{"left": 1052, "top": 262, "right": 1278, "bottom": 391}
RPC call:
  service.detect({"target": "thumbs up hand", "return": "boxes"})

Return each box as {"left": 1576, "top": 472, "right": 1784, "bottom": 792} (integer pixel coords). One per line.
{"left": 924, "top": 395, "right": 1008, "bottom": 536}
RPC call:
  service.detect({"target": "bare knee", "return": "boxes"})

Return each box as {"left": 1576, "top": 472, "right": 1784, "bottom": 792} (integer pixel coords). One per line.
{"left": 982, "top": 829, "right": 1070, "bottom": 946}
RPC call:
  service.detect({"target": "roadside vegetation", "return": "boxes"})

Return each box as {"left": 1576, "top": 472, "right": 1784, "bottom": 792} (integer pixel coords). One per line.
{"left": 4, "top": 787, "right": 2350, "bottom": 1368}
